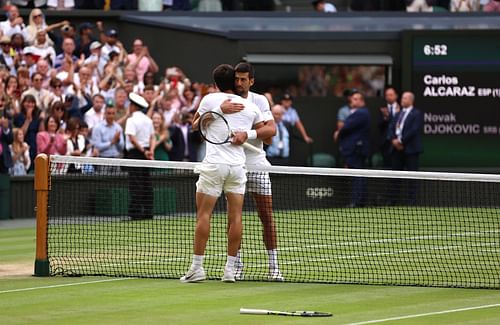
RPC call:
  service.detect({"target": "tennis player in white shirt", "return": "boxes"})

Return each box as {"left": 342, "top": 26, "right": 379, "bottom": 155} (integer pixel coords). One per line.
{"left": 181, "top": 64, "right": 273, "bottom": 283}
{"left": 220, "top": 62, "right": 283, "bottom": 281}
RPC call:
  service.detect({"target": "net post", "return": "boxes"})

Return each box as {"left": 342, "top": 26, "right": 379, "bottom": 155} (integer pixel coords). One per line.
{"left": 34, "top": 154, "right": 50, "bottom": 276}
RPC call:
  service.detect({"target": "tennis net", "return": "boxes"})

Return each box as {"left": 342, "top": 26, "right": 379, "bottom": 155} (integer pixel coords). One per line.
{"left": 34, "top": 154, "right": 500, "bottom": 288}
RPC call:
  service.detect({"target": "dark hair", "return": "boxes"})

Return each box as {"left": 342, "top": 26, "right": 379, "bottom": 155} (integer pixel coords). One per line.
{"left": 79, "top": 121, "right": 88, "bottom": 129}
{"left": 234, "top": 61, "right": 254, "bottom": 79}
{"left": 66, "top": 116, "right": 80, "bottom": 132}
{"left": 143, "top": 85, "right": 155, "bottom": 92}
{"left": 384, "top": 86, "right": 398, "bottom": 94}
{"left": 49, "top": 77, "right": 61, "bottom": 88}
{"left": 21, "top": 94, "right": 37, "bottom": 113}
{"left": 212, "top": 64, "right": 234, "bottom": 92}
{"left": 44, "top": 115, "right": 60, "bottom": 130}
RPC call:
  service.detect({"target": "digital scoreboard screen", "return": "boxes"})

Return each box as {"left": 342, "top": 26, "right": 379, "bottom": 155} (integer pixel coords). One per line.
{"left": 403, "top": 31, "right": 500, "bottom": 168}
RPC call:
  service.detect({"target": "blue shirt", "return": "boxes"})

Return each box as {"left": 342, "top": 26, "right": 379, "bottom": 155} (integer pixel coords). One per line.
{"left": 282, "top": 106, "right": 300, "bottom": 126}
{"left": 337, "top": 105, "right": 350, "bottom": 122}
{"left": 91, "top": 120, "right": 124, "bottom": 158}
{"left": 266, "top": 121, "right": 289, "bottom": 158}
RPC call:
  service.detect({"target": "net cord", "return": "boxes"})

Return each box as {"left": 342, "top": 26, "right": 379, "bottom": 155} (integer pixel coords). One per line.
{"left": 49, "top": 155, "right": 500, "bottom": 183}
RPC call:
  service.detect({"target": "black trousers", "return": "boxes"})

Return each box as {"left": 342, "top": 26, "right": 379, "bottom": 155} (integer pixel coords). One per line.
{"left": 391, "top": 151, "right": 420, "bottom": 205}
{"left": 126, "top": 148, "right": 153, "bottom": 220}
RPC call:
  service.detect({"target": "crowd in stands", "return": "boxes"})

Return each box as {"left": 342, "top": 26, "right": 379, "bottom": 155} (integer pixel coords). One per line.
{"left": 1, "top": 1, "right": 498, "bottom": 12}
{"left": 0, "top": 4, "right": 238, "bottom": 176}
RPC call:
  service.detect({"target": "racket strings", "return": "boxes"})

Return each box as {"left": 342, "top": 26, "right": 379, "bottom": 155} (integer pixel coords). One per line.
{"left": 200, "top": 114, "right": 231, "bottom": 144}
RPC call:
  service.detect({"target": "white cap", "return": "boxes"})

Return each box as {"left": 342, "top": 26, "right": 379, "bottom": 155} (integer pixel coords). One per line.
{"left": 90, "top": 41, "right": 102, "bottom": 50}
{"left": 128, "top": 92, "right": 148, "bottom": 109}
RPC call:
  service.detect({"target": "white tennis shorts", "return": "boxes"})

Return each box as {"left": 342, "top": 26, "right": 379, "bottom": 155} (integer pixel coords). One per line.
{"left": 246, "top": 171, "right": 272, "bottom": 196}
{"left": 195, "top": 163, "right": 247, "bottom": 197}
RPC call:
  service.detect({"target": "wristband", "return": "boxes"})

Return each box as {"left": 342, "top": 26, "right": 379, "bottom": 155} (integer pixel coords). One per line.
{"left": 246, "top": 130, "right": 257, "bottom": 140}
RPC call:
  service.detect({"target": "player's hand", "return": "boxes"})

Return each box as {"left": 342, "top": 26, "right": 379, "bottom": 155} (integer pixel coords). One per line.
{"left": 220, "top": 99, "right": 244, "bottom": 114}
{"left": 304, "top": 135, "right": 313, "bottom": 144}
{"left": 231, "top": 131, "right": 248, "bottom": 145}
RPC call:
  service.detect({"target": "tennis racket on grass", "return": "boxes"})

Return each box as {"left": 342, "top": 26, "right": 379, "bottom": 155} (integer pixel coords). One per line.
{"left": 240, "top": 308, "right": 332, "bottom": 317}
{"left": 198, "top": 111, "right": 261, "bottom": 154}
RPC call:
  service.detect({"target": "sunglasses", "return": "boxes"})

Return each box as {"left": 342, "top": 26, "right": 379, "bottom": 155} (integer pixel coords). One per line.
{"left": 55, "top": 107, "right": 64, "bottom": 111}
{"left": 0, "top": 43, "right": 10, "bottom": 46}
{"left": 34, "top": 14, "right": 42, "bottom": 18}
{"left": 33, "top": 78, "right": 43, "bottom": 81}
{"left": 54, "top": 85, "right": 62, "bottom": 88}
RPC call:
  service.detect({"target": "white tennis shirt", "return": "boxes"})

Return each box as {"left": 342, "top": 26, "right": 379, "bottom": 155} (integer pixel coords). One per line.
{"left": 245, "top": 91, "right": 273, "bottom": 166}
{"left": 198, "top": 92, "right": 264, "bottom": 165}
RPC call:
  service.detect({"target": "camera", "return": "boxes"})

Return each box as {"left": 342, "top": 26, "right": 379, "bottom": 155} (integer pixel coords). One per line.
{"left": 61, "top": 25, "right": 70, "bottom": 33}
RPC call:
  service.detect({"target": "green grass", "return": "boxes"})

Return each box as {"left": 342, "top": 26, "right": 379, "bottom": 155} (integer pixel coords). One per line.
{"left": 45, "top": 207, "right": 500, "bottom": 288}
{"left": 1, "top": 226, "right": 500, "bottom": 324}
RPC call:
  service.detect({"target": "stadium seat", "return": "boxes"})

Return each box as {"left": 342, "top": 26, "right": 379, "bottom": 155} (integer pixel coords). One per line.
{"left": 308, "top": 153, "right": 336, "bottom": 168}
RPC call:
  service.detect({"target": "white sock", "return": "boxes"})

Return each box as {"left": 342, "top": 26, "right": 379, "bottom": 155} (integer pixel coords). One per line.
{"left": 268, "top": 249, "right": 278, "bottom": 271}
{"left": 226, "top": 255, "right": 237, "bottom": 270}
{"left": 192, "top": 254, "right": 204, "bottom": 269}
{"left": 235, "top": 250, "right": 243, "bottom": 267}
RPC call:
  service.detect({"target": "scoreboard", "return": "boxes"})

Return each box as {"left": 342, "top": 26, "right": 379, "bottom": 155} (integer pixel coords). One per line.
{"left": 402, "top": 30, "right": 500, "bottom": 168}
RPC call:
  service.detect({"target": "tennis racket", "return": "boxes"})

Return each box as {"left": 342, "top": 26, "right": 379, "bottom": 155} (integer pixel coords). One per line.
{"left": 198, "top": 111, "right": 261, "bottom": 154}
{"left": 240, "top": 308, "right": 332, "bottom": 317}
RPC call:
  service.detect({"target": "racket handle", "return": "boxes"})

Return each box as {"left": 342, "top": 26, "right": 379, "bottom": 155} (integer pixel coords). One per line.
{"left": 240, "top": 308, "right": 270, "bottom": 315}
{"left": 242, "top": 142, "right": 262, "bottom": 154}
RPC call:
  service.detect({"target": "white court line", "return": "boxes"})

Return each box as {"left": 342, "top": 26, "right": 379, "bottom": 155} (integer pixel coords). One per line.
{"left": 347, "top": 303, "right": 500, "bottom": 325}
{"left": 0, "top": 278, "right": 132, "bottom": 294}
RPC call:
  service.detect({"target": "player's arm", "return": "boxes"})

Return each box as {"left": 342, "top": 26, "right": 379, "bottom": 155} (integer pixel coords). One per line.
{"left": 192, "top": 111, "right": 201, "bottom": 131}
{"left": 256, "top": 119, "right": 276, "bottom": 145}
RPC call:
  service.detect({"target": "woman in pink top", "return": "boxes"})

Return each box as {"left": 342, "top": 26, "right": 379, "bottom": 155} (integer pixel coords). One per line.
{"left": 36, "top": 115, "right": 67, "bottom": 155}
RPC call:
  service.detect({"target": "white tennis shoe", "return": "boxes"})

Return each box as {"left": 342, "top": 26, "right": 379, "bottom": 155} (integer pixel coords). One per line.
{"left": 268, "top": 269, "right": 284, "bottom": 282}
{"left": 180, "top": 267, "right": 206, "bottom": 283}
{"left": 234, "top": 265, "right": 244, "bottom": 280}
{"left": 222, "top": 267, "right": 236, "bottom": 283}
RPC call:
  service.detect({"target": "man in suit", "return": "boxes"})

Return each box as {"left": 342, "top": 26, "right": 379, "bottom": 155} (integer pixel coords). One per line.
{"left": 389, "top": 91, "right": 423, "bottom": 171}
{"left": 378, "top": 87, "right": 400, "bottom": 168}
{"left": 388, "top": 91, "right": 424, "bottom": 204}
{"left": 0, "top": 112, "right": 13, "bottom": 174}
{"left": 169, "top": 111, "right": 200, "bottom": 162}
{"left": 334, "top": 91, "right": 371, "bottom": 207}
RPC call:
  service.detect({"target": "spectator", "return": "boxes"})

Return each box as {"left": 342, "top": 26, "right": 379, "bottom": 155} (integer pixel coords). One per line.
{"left": 65, "top": 116, "right": 86, "bottom": 173}
{"left": 152, "top": 111, "right": 172, "bottom": 161}
{"left": 25, "top": 8, "right": 67, "bottom": 46}
{"left": 334, "top": 91, "right": 371, "bottom": 207}
{"left": 48, "top": 100, "right": 68, "bottom": 131}
{"left": 127, "top": 38, "right": 159, "bottom": 83}
{"left": 11, "top": 33, "right": 26, "bottom": 57}
{"left": 9, "top": 128, "right": 30, "bottom": 175}
{"left": 0, "top": 5, "right": 27, "bottom": 38}
{"left": 22, "top": 47, "right": 40, "bottom": 77}
{"left": 83, "top": 41, "right": 104, "bottom": 78}
{"left": 406, "top": 0, "right": 434, "bottom": 11}
{"left": 378, "top": 87, "right": 400, "bottom": 168}
{"left": 36, "top": 115, "right": 66, "bottom": 156}
{"left": 47, "top": 78, "right": 65, "bottom": 108}
{"left": 16, "top": 67, "right": 30, "bottom": 93}
{"left": 47, "top": 0, "right": 75, "bottom": 10}
{"left": 75, "top": 22, "right": 96, "bottom": 58}
{"left": 265, "top": 104, "right": 290, "bottom": 166}
{"left": 312, "top": 0, "right": 337, "bottom": 12}
{"left": 14, "top": 94, "right": 41, "bottom": 167}
{"left": 0, "top": 108, "right": 13, "bottom": 175}
{"left": 181, "top": 86, "right": 200, "bottom": 113}
{"left": 84, "top": 93, "right": 105, "bottom": 134}
{"left": 36, "top": 59, "right": 53, "bottom": 89}
{"left": 100, "top": 28, "right": 123, "bottom": 70}
{"left": 31, "top": 30, "right": 56, "bottom": 66}
{"left": 113, "top": 87, "right": 129, "bottom": 127}
{"left": 91, "top": 104, "right": 124, "bottom": 159}
{"left": 162, "top": 66, "right": 188, "bottom": 99}
{"left": 483, "top": 0, "right": 500, "bottom": 11}
{"left": 279, "top": 93, "right": 313, "bottom": 144}
{"left": 450, "top": 0, "right": 481, "bottom": 10}
{"left": 22, "top": 72, "right": 52, "bottom": 112}
{"left": 72, "top": 65, "right": 98, "bottom": 103}
{"left": 168, "top": 111, "right": 199, "bottom": 162}
{"left": 54, "top": 37, "right": 79, "bottom": 71}
{"left": 143, "top": 71, "right": 159, "bottom": 93}
{"left": 10, "top": 1, "right": 48, "bottom": 8}
{"left": 334, "top": 88, "right": 354, "bottom": 145}
{"left": 0, "top": 36, "right": 17, "bottom": 76}
{"left": 5, "top": 76, "right": 21, "bottom": 116}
